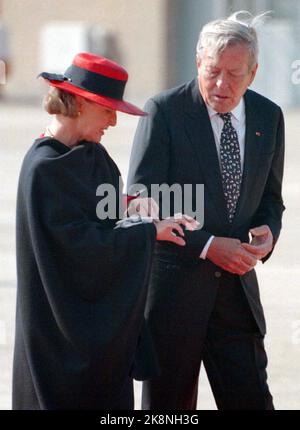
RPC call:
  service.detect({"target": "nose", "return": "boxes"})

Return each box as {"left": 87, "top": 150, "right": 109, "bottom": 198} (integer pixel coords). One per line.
{"left": 216, "top": 72, "right": 229, "bottom": 89}
{"left": 109, "top": 110, "right": 117, "bottom": 127}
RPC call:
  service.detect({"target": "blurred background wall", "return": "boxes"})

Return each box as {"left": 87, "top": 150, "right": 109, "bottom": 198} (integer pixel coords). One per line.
{"left": 2, "top": 0, "right": 169, "bottom": 102}
{"left": 1, "top": 0, "right": 300, "bottom": 107}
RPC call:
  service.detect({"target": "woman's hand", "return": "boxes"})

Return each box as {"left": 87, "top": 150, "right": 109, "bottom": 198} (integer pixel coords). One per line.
{"left": 127, "top": 197, "right": 159, "bottom": 219}
{"left": 170, "top": 213, "right": 200, "bottom": 231}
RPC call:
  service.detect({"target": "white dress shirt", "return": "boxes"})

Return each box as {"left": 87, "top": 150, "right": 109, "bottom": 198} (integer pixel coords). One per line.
{"left": 200, "top": 98, "right": 246, "bottom": 259}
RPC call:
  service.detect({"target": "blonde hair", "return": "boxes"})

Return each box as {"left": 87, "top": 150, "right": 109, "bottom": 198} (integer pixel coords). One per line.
{"left": 43, "top": 87, "right": 80, "bottom": 118}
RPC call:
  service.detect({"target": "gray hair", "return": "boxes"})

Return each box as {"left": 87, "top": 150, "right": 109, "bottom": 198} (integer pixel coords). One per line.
{"left": 196, "top": 10, "right": 271, "bottom": 67}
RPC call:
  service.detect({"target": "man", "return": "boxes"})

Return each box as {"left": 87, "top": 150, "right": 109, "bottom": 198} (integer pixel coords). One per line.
{"left": 127, "top": 11, "right": 285, "bottom": 410}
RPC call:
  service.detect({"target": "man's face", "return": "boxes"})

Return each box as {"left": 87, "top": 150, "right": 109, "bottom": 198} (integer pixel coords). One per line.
{"left": 197, "top": 44, "right": 258, "bottom": 113}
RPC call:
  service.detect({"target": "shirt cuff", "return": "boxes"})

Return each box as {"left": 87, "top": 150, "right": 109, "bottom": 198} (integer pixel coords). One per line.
{"left": 199, "top": 235, "right": 215, "bottom": 259}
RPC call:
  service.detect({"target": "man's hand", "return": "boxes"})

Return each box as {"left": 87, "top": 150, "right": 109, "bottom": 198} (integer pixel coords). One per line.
{"left": 155, "top": 219, "right": 186, "bottom": 246}
{"left": 241, "top": 225, "right": 273, "bottom": 260}
{"left": 155, "top": 214, "right": 199, "bottom": 247}
{"left": 206, "top": 237, "right": 258, "bottom": 275}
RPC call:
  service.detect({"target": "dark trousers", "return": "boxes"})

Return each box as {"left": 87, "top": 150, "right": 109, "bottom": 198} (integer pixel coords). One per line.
{"left": 142, "top": 271, "right": 274, "bottom": 410}
{"left": 113, "top": 376, "right": 134, "bottom": 410}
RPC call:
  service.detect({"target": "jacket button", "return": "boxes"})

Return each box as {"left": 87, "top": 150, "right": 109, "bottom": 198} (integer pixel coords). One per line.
{"left": 214, "top": 271, "right": 222, "bottom": 278}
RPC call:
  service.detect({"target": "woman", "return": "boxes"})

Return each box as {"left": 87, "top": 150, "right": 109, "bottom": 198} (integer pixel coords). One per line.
{"left": 13, "top": 52, "right": 196, "bottom": 410}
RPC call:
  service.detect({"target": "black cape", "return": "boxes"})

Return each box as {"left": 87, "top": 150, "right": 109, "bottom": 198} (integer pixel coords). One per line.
{"left": 13, "top": 137, "right": 157, "bottom": 410}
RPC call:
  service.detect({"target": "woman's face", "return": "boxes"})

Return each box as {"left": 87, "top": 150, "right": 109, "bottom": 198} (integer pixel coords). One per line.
{"left": 78, "top": 98, "right": 117, "bottom": 143}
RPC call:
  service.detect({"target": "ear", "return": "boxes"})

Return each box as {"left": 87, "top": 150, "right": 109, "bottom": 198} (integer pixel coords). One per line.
{"left": 196, "top": 54, "right": 202, "bottom": 69}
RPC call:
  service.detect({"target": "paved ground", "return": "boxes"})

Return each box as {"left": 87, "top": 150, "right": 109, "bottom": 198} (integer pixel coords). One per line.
{"left": 0, "top": 99, "right": 299, "bottom": 410}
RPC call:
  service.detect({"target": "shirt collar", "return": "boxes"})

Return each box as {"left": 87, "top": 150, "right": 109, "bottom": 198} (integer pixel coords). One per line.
{"left": 206, "top": 97, "right": 245, "bottom": 122}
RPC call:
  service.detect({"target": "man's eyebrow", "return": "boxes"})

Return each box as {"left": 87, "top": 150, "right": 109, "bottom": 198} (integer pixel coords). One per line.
{"left": 207, "top": 66, "right": 243, "bottom": 72}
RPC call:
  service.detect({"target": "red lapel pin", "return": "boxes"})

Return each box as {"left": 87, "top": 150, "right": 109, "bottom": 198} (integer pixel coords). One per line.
{"left": 255, "top": 131, "right": 262, "bottom": 137}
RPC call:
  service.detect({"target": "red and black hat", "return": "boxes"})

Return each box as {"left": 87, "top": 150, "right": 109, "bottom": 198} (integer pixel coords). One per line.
{"left": 38, "top": 52, "right": 146, "bottom": 116}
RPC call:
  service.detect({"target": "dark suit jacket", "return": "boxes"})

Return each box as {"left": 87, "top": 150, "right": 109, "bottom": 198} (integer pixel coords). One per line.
{"left": 128, "top": 78, "right": 285, "bottom": 336}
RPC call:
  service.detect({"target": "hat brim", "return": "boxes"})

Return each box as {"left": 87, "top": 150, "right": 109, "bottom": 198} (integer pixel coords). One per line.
{"left": 42, "top": 77, "right": 147, "bottom": 116}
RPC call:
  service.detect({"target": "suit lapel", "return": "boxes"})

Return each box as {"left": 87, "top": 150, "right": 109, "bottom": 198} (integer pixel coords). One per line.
{"left": 184, "top": 79, "right": 229, "bottom": 227}
{"left": 231, "top": 90, "right": 265, "bottom": 228}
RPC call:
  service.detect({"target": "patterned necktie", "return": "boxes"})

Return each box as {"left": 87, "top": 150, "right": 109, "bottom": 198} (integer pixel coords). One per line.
{"left": 218, "top": 112, "right": 242, "bottom": 222}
